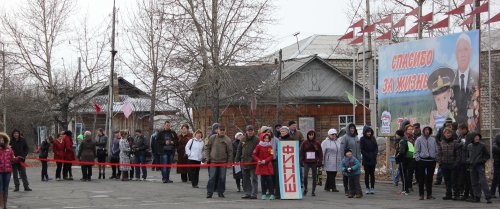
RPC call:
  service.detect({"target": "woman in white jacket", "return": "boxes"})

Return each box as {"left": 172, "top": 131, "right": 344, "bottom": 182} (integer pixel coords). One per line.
{"left": 321, "top": 129, "right": 342, "bottom": 192}
{"left": 185, "top": 129, "right": 205, "bottom": 188}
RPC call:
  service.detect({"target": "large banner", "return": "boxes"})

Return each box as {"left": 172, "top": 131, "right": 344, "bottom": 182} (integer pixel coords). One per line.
{"left": 378, "top": 30, "right": 480, "bottom": 136}
{"left": 278, "top": 140, "right": 302, "bottom": 200}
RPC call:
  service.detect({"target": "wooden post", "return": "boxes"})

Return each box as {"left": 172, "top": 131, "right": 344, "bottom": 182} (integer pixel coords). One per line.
{"left": 385, "top": 136, "right": 390, "bottom": 167}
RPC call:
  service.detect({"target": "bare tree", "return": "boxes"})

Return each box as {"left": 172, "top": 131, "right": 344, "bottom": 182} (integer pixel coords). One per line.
{"left": 123, "top": 0, "right": 178, "bottom": 131}
{"left": 164, "top": 0, "right": 273, "bottom": 124}
{"left": 1, "top": 0, "right": 102, "bottom": 130}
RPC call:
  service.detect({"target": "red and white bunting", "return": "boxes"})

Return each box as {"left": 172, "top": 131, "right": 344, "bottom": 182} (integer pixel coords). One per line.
{"left": 405, "top": 24, "right": 419, "bottom": 35}
{"left": 348, "top": 36, "right": 363, "bottom": 45}
{"left": 445, "top": 6, "right": 465, "bottom": 15}
{"left": 338, "top": 31, "right": 354, "bottom": 40}
{"left": 429, "top": 18, "right": 449, "bottom": 30}
{"left": 485, "top": 13, "right": 500, "bottom": 24}
{"left": 349, "top": 19, "right": 364, "bottom": 28}
{"left": 392, "top": 17, "right": 406, "bottom": 29}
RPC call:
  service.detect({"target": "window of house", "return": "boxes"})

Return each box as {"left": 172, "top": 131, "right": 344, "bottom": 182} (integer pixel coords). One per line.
{"left": 339, "top": 115, "right": 354, "bottom": 129}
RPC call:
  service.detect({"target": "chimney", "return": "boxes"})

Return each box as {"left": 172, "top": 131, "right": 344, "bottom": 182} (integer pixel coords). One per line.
{"left": 113, "top": 73, "right": 120, "bottom": 102}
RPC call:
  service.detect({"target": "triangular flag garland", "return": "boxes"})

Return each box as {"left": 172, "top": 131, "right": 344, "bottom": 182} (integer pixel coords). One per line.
{"left": 445, "top": 5, "right": 465, "bottom": 15}
{"left": 485, "top": 13, "right": 500, "bottom": 24}
{"left": 392, "top": 17, "right": 406, "bottom": 28}
{"left": 375, "top": 31, "right": 392, "bottom": 41}
{"left": 377, "top": 15, "right": 392, "bottom": 24}
{"left": 338, "top": 31, "right": 354, "bottom": 40}
{"left": 406, "top": 7, "right": 419, "bottom": 17}
{"left": 460, "top": 0, "right": 474, "bottom": 7}
{"left": 349, "top": 19, "right": 364, "bottom": 28}
{"left": 414, "top": 12, "right": 433, "bottom": 23}
{"left": 349, "top": 36, "right": 364, "bottom": 45}
{"left": 405, "top": 24, "right": 419, "bottom": 35}
{"left": 460, "top": 15, "right": 474, "bottom": 26}
{"left": 429, "top": 18, "right": 449, "bottom": 30}
{"left": 358, "top": 24, "right": 376, "bottom": 34}
{"left": 468, "top": 1, "right": 489, "bottom": 16}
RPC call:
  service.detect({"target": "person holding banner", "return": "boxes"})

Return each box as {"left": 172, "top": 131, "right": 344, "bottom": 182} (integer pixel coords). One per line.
{"left": 203, "top": 125, "right": 232, "bottom": 198}
{"left": 321, "top": 129, "right": 341, "bottom": 193}
{"left": 300, "top": 130, "right": 323, "bottom": 197}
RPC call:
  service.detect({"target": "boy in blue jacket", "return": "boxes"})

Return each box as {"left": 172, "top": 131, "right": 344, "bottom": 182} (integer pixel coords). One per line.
{"left": 341, "top": 149, "right": 362, "bottom": 198}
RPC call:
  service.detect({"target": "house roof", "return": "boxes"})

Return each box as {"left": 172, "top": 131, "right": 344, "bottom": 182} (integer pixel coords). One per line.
{"left": 191, "top": 55, "right": 369, "bottom": 107}
{"left": 74, "top": 77, "right": 178, "bottom": 114}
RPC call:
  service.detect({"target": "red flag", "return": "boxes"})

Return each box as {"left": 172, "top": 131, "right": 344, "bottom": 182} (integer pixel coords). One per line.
{"left": 338, "top": 31, "right": 354, "bottom": 40}
{"left": 485, "top": 13, "right": 500, "bottom": 24}
{"left": 392, "top": 17, "right": 406, "bottom": 28}
{"left": 377, "top": 15, "right": 392, "bottom": 24}
{"left": 358, "top": 24, "right": 376, "bottom": 34}
{"left": 460, "top": 15, "right": 474, "bottom": 26}
{"left": 93, "top": 100, "right": 101, "bottom": 113}
{"left": 469, "top": 1, "right": 489, "bottom": 15}
{"left": 460, "top": 0, "right": 474, "bottom": 7}
{"left": 349, "top": 19, "right": 364, "bottom": 28}
{"left": 415, "top": 12, "right": 433, "bottom": 23}
{"left": 429, "top": 18, "right": 449, "bottom": 30}
{"left": 406, "top": 7, "right": 419, "bottom": 16}
{"left": 348, "top": 36, "right": 363, "bottom": 45}
{"left": 375, "top": 31, "right": 391, "bottom": 41}
{"left": 445, "top": 6, "right": 465, "bottom": 15}
{"left": 405, "top": 24, "right": 419, "bottom": 35}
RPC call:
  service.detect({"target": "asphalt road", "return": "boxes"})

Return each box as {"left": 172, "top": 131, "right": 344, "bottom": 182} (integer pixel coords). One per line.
{"left": 7, "top": 166, "right": 499, "bottom": 209}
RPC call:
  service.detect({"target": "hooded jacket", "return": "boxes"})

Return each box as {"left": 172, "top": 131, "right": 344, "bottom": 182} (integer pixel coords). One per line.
{"left": 0, "top": 133, "right": 15, "bottom": 173}
{"left": 360, "top": 126, "right": 378, "bottom": 166}
{"left": 252, "top": 133, "right": 274, "bottom": 175}
{"left": 340, "top": 124, "right": 361, "bottom": 160}
{"left": 492, "top": 134, "right": 500, "bottom": 166}
{"left": 466, "top": 134, "right": 490, "bottom": 166}
{"left": 414, "top": 127, "right": 438, "bottom": 162}
{"left": 299, "top": 130, "right": 323, "bottom": 166}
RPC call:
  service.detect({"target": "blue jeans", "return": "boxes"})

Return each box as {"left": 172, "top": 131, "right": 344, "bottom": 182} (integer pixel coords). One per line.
{"left": 207, "top": 165, "right": 227, "bottom": 194}
{"left": 160, "top": 152, "right": 173, "bottom": 181}
{"left": 0, "top": 172, "right": 11, "bottom": 192}
{"left": 134, "top": 154, "right": 147, "bottom": 179}
{"left": 152, "top": 153, "right": 160, "bottom": 171}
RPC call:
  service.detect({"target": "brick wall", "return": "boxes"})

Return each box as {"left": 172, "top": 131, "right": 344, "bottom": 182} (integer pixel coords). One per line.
{"left": 479, "top": 50, "right": 500, "bottom": 138}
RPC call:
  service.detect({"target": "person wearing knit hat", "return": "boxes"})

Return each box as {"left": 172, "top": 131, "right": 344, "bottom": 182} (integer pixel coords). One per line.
{"left": 0, "top": 132, "right": 17, "bottom": 208}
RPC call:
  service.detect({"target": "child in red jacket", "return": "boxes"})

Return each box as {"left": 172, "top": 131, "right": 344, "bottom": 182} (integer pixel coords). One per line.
{"left": 252, "top": 133, "right": 275, "bottom": 200}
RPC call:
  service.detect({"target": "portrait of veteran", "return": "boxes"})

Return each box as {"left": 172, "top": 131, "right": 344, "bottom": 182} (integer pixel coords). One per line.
{"left": 450, "top": 33, "right": 479, "bottom": 131}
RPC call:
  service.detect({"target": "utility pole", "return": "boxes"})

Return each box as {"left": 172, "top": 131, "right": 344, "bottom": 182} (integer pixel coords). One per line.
{"left": 275, "top": 49, "right": 282, "bottom": 125}
{"left": 107, "top": 0, "right": 118, "bottom": 155}
{"left": 366, "top": 0, "right": 377, "bottom": 134}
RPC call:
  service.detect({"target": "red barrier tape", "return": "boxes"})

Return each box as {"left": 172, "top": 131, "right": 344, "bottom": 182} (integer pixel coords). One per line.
{"left": 26, "top": 157, "right": 257, "bottom": 168}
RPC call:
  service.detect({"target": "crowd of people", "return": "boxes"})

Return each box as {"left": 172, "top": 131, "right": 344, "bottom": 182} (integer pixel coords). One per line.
{"left": 0, "top": 118, "right": 498, "bottom": 207}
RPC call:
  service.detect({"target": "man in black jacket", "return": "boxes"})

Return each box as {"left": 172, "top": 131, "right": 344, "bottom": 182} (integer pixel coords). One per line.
{"left": 154, "top": 121, "right": 178, "bottom": 183}
{"left": 491, "top": 133, "right": 500, "bottom": 198}
{"left": 10, "top": 129, "right": 31, "bottom": 191}
{"left": 467, "top": 133, "right": 492, "bottom": 203}
{"left": 133, "top": 129, "right": 148, "bottom": 181}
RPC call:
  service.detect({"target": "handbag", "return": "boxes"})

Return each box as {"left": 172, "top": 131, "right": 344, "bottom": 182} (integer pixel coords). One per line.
{"left": 184, "top": 140, "right": 194, "bottom": 158}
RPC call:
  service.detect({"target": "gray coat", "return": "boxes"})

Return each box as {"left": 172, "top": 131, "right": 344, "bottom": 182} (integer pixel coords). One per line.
{"left": 321, "top": 137, "right": 342, "bottom": 171}
{"left": 78, "top": 139, "right": 96, "bottom": 162}
{"left": 119, "top": 138, "right": 131, "bottom": 171}
{"left": 340, "top": 133, "right": 361, "bottom": 160}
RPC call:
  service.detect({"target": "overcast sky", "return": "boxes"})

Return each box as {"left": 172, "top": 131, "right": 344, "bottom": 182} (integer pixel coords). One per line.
{"left": 1, "top": 0, "right": 498, "bottom": 82}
